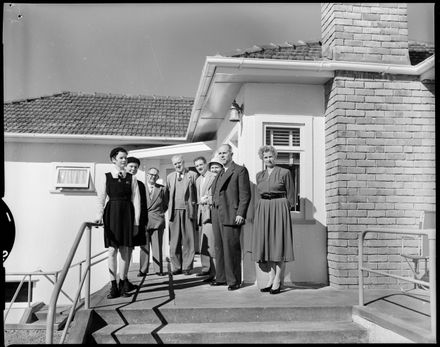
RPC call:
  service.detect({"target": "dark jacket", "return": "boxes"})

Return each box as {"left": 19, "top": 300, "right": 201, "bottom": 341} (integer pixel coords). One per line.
{"left": 146, "top": 183, "right": 169, "bottom": 230}
{"left": 134, "top": 180, "right": 148, "bottom": 246}
{"left": 212, "top": 161, "right": 251, "bottom": 226}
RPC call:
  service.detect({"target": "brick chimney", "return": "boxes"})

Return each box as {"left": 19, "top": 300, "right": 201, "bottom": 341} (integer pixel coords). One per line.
{"left": 321, "top": 3, "right": 410, "bottom": 65}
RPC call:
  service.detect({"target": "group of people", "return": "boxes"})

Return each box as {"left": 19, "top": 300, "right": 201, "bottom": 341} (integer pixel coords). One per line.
{"left": 95, "top": 143, "right": 295, "bottom": 298}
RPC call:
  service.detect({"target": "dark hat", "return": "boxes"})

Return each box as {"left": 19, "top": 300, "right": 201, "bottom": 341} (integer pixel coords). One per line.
{"left": 208, "top": 156, "right": 223, "bottom": 167}
{"left": 127, "top": 157, "right": 140, "bottom": 166}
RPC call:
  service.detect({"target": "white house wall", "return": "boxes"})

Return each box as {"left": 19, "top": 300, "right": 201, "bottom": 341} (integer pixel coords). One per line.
{"left": 4, "top": 142, "right": 120, "bottom": 305}
{"left": 214, "top": 82, "right": 328, "bottom": 285}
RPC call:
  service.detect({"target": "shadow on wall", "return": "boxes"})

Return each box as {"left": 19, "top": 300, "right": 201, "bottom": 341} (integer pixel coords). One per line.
{"left": 242, "top": 196, "right": 329, "bottom": 288}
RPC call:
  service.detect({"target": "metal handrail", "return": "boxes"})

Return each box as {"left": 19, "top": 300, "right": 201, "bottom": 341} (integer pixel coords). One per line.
{"left": 5, "top": 251, "right": 107, "bottom": 322}
{"left": 46, "top": 221, "right": 103, "bottom": 344}
{"left": 4, "top": 271, "right": 73, "bottom": 321}
{"left": 358, "top": 227, "right": 436, "bottom": 339}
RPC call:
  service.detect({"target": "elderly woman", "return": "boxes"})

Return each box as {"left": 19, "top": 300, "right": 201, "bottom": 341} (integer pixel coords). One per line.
{"left": 252, "top": 145, "right": 295, "bottom": 294}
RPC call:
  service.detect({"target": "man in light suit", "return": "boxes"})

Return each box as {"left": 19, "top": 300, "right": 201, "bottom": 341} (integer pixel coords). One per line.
{"left": 166, "top": 155, "right": 198, "bottom": 275}
{"left": 194, "top": 156, "right": 217, "bottom": 281}
{"left": 210, "top": 144, "right": 251, "bottom": 291}
{"left": 139, "top": 167, "right": 169, "bottom": 277}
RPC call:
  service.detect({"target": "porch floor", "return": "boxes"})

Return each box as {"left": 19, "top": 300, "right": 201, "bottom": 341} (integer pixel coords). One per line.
{"left": 87, "top": 255, "right": 434, "bottom": 343}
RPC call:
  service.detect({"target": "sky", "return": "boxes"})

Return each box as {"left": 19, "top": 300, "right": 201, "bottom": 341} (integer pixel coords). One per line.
{"left": 3, "top": 3, "right": 435, "bottom": 102}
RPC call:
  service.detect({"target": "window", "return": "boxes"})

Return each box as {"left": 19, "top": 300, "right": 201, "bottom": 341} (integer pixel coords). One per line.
{"left": 51, "top": 162, "right": 95, "bottom": 193}
{"left": 55, "top": 167, "right": 90, "bottom": 188}
{"left": 5, "top": 281, "right": 35, "bottom": 303}
{"left": 265, "top": 126, "right": 303, "bottom": 212}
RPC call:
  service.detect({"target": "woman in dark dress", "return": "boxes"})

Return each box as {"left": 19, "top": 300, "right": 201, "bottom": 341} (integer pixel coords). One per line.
{"left": 252, "top": 145, "right": 295, "bottom": 294}
{"left": 95, "top": 147, "right": 140, "bottom": 299}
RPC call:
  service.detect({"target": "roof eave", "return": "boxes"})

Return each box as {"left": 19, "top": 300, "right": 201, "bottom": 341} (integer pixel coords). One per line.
{"left": 187, "top": 54, "right": 435, "bottom": 142}
{"left": 4, "top": 132, "right": 187, "bottom": 145}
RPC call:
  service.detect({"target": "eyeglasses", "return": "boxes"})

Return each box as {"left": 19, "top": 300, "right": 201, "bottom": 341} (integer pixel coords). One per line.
{"left": 147, "top": 173, "right": 158, "bottom": 178}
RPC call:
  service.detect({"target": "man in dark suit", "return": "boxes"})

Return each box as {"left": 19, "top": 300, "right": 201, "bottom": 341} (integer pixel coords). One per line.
{"left": 166, "top": 155, "right": 198, "bottom": 275}
{"left": 210, "top": 144, "right": 251, "bottom": 291}
{"left": 126, "top": 157, "right": 148, "bottom": 269}
{"left": 138, "top": 167, "right": 169, "bottom": 276}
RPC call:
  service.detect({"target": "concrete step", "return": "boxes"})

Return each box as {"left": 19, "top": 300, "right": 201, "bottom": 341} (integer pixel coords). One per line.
{"left": 93, "top": 305, "right": 354, "bottom": 325}
{"left": 353, "top": 305, "right": 435, "bottom": 343}
{"left": 5, "top": 320, "right": 65, "bottom": 331}
{"left": 34, "top": 305, "right": 70, "bottom": 323}
{"left": 5, "top": 305, "right": 70, "bottom": 330}
{"left": 92, "top": 320, "right": 368, "bottom": 344}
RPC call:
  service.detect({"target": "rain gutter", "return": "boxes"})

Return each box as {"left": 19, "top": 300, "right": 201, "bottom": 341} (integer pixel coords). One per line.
{"left": 186, "top": 54, "right": 435, "bottom": 141}
{"left": 4, "top": 132, "right": 187, "bottom": 145}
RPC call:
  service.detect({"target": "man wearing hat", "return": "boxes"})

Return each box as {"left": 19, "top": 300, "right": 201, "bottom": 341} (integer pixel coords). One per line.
{"left": 209, "top": 156, "right": 223, "bottom": 175}
{"left": 126, "top": 157, "right": 148, "bottom": 251}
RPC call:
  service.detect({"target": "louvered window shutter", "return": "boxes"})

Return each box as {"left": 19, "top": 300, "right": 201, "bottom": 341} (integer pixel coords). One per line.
{"left": 266, "top": 127, "right": 300, "bottom": 147}
{"left": 264, "top": 126, "right": 301, "bottom": 211}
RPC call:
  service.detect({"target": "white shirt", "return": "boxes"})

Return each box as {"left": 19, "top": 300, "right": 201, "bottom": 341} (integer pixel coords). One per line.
{"left": 96, "top": 166, "right": 140, "bottom": 225}
{"left": 146, "top": 183, "right": 154, "bottom": 195}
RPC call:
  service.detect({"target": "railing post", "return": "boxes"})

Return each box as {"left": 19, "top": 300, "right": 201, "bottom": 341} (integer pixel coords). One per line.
{"left": 79, "top": 263, "right": 82, "bottom": 289}
{"left": 27, "top": 275, "right": 32, "bottom": 307}
{"left": 46, "top": 222, "right": 88, "bottom": 344}
{"left": 85, "top": 224, "right": 92, "bottom": 309}
{"left": 358, "top": 231, "right": 364, "bottom": 306}
{"left": 428, "top": 230, "right": 436, "bottom": 339}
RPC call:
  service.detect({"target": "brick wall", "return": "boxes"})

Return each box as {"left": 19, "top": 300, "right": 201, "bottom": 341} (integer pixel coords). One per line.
{"left": 321, "top": 3, "right": 410, "bottom": 64}
{"left": 324, "top": 71, "right": 435, "bottom": 288}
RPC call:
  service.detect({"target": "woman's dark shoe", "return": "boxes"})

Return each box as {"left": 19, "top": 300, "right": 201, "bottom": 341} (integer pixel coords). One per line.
{"left": 107, "top": 281, "right": 120, "bottom": 299}
{"left": 260, "top": 285, "right": 272, "bottom": 293}
{"left": 172, "top": 269, "right": 182, "bottom": 275}
{"left": 120, "top": 279, "right": 137, "bottom": 297}
{"left": 137, "top": 271, "right": 147, "bottom": 277}
{"left": 269, "top": 286, "right": 281, "bottom": 295}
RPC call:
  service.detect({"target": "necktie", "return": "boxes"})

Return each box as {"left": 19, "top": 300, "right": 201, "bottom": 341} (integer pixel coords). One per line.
{"left": 118, "top": 172, "right": 124, "bottom": 181}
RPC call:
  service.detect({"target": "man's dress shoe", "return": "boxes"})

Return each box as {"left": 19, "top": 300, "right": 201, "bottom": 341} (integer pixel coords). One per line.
{"left": 228, "top": 283, "right": 241, "bottom": 291}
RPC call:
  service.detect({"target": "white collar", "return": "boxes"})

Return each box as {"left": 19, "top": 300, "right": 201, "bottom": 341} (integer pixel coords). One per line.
{"left": 111, "top": 166, "right": 126, "bottom": 176}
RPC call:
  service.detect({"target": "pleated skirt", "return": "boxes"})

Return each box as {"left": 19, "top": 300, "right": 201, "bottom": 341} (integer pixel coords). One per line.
{"left": 103, "top": 200, "right": 134, "bottom": 248}
{"left": 251, "top": 197, "right": 294, "bottom": 262}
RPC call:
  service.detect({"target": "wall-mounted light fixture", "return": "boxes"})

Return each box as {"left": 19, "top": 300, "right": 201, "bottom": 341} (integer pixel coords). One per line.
{"left": 229, "top": 99, "right": 244, "bottom": 122}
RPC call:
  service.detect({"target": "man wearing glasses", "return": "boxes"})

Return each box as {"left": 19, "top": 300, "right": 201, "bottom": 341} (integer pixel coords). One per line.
{"left": 138, "top": 167, "right": 169, "bottom": 277}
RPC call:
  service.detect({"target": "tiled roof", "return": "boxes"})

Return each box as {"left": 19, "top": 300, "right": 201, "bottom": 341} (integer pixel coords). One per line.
{"left": 222, "top": 40, "right": 434, "bottom": 66}
{"left": 408, "top": 41, "right": 435, "bottom": 65}
{"left": 223, "top": 41, "right": 324, "bottom": 61}
{"left": 4, "top": 92, "right": 194, "bottom": 138}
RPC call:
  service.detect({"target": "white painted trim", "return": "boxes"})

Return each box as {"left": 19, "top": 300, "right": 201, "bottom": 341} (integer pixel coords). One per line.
{"left": 206, "top": 54, "right": 434, "bottom": 75}
{"left": 128, "top": 140, "right": 217, "bottom": 158}
{"left": 50, "top": 162, "right": 96, "bottom": 193}
{"left": 4, "top": 132, "right": 186, "bottom": 145}
{"left": 187, "top": 54, "right": 435, "bottom": 141}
